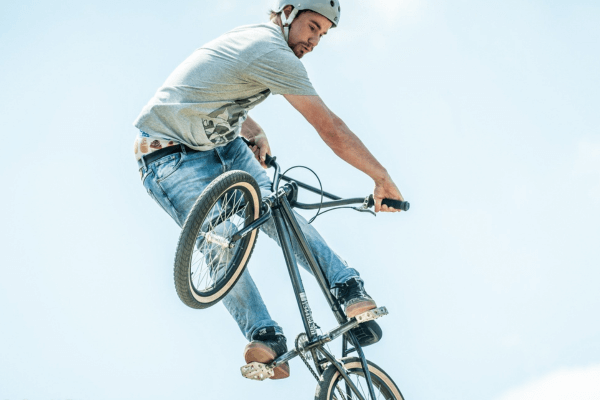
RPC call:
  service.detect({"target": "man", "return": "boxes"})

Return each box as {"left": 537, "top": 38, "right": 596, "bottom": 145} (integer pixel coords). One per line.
{"left": 133, "top": 0, "right": 404, "bottom": 379}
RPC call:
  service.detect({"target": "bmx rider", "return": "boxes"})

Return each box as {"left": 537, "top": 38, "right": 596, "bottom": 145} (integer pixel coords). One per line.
{"left": 133, "top": 0, "right": 405, "bottom": 380}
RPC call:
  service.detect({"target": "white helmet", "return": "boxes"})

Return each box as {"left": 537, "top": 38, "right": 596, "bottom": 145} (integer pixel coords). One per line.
{"left": 274, "top": 0, "right": 341, "bottom": 41}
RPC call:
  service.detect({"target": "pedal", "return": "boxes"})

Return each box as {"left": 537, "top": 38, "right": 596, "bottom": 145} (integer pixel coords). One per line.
{"left": 240, "top": 362, "right": 274, "bottom": 381}
{"left": 355, "top": 306, "right": 388, "bottom": 323}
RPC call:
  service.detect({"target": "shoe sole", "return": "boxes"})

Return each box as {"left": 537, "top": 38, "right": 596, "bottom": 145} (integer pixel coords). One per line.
{"left": 346, "top": 299, "right": 377, "bottom": 319}
{"left": 243, "top": 342, "right": 290, "bottom": 380}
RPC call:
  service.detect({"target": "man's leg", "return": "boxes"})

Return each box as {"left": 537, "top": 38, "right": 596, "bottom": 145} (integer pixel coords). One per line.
{"left": 140, "top": 146, "right": 283, "bottom": 341}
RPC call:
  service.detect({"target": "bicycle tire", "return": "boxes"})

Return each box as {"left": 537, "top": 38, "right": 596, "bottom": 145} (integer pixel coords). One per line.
{"left": 174, "top": 170, "right": 262, "bottom": 309}
{"left": 315, "top": 357, "right": 404, "bottom": 400}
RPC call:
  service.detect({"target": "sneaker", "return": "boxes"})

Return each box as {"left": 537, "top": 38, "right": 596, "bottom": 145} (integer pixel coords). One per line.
{"left": 334, "top": 277, "right": 377, "bottom": 319}
{"left": 243, "top": 327, "right": 290, "bottom": 379}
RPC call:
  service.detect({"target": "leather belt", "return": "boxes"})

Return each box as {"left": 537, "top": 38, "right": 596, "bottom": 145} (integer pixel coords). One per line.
{"left": 137, "top": 144, "right": 199, "bottom": 169}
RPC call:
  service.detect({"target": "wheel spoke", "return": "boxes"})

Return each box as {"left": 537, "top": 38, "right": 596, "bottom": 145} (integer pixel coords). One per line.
{"left": 187, "top": 185, "right": 256, "bottom": 295}
{"left": 174, "top": 172, "right": 260, "bottom": 311}
{"left": 329, "top": 368, "right": 396, "bottom": 400}
{"left": 356, "top": 375, "right": 367, "bottom": 399}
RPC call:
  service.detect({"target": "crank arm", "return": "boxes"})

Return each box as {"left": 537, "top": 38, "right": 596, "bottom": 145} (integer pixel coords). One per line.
{"left": 297, "top": 307, "right": 390, "bottom": 353}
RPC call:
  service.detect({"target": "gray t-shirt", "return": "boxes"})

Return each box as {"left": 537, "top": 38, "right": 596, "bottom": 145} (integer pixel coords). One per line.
{"left": 133, "top": 22, "right": 318, "bottom": 151}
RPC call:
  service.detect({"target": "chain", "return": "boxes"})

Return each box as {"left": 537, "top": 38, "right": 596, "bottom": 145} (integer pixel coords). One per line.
{"left": 299, "top": 350, "right": 321, "bottom": 381}
{"left": 295, "top": 333, "right": 321, "bottom": 382}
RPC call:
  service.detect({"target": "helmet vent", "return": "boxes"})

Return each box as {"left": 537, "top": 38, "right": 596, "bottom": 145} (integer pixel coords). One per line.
{"left": 330, "top": 1, "right": 334, "bottom": 6}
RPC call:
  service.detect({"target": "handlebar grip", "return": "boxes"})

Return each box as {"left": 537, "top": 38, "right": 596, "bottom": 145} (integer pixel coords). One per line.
{"left": 367, "top": 195, "right": 410, "bottom": 211}
{"left": 382, "top": 199, "right": 410, "bottom": 211}
{"left": 241, "top": 136, "right": 276, "bottom": 167}
{"left": 264, "top": 153, "right": 275, "bottom": 167}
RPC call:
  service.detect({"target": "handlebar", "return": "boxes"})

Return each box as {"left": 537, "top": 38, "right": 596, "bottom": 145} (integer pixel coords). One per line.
{"left": 242, "top": 137, "right": 410, "bottom": 212}
{"left": 366, "top": 195, "right": 410, "bottom": 212}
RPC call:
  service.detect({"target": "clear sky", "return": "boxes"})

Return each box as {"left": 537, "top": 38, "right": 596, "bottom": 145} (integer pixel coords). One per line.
{"left": 1, "top": 0, "right": 599, "bottom": 399}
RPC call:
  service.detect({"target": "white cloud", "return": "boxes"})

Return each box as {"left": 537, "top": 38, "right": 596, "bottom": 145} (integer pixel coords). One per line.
{"left": 494, "top": 365, "right": 600, "bottom": 400}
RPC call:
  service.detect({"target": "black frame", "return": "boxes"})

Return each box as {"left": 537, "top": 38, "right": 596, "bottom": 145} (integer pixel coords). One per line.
{"left": 240, "top": 157, "right": 381, "bottom": 400}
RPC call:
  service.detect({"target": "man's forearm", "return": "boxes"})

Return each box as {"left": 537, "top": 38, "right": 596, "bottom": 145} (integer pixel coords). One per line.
{"left": 320, "top": 115, "right": 390, "bottom": 184}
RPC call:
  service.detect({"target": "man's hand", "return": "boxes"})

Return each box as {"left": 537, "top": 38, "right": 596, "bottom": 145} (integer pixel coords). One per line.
{"left": 373, "top": 175, "right": 404, "bottom": 213}
{"left": 248, "top": 132, "right": 271, "bottom": 169}
{"left": 241, "top": 116, "right": 272, "bottom": 169}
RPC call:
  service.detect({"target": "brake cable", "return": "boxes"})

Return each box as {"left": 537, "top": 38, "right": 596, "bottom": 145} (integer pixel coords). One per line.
{"left": 277, "top": 165, "right": 324, "bottom": 224}
{"left": 277, "top": 166, "right": 375, "bottom": 223}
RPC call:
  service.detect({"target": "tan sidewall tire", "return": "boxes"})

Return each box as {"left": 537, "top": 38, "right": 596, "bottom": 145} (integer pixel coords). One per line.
{"left": 316, "top": 358, "right": 404, "bottom": 400}
{"left": 173, "top": 170, "right": 261, "bottom": 309}
{"left": 188, "top": 180, "right": 259, "bottom": 304}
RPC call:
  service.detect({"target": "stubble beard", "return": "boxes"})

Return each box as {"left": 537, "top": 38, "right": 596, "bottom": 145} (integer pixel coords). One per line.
{"left": 290, "top": 41, "right": 311, "bottom": 59}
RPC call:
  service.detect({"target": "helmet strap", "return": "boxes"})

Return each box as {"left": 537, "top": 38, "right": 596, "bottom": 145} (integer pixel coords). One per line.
{"left": 281, "top": 8, "right": 299, "bottom": 42}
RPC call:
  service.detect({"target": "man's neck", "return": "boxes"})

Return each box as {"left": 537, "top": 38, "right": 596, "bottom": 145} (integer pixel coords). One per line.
{"left": 270, "top": 16, "right": 285, "bottom": 36}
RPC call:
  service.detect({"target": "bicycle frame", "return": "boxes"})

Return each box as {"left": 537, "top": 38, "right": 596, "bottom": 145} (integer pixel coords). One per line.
{"left": 240, "top": 157, "right": 382, "bottom": 400}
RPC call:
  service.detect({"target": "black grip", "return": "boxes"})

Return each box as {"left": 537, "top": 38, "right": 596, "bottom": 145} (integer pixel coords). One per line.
{"left": 382, "top": 198, "right": 410, "bottom": 211}
{"left": 367, "top": 195, "right": 410, "bottom": 211}
{"left": 264, "top": 153, "right": 275, "bottom": 167}
{"left": 241, "top": 136, "right": 275, "bottom": 167}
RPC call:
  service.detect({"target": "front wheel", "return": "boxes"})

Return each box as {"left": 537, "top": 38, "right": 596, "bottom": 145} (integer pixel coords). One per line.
{"left": 315, "top": 357, "right": 404, "bottom": 400}
{"left": 173, "top": 170, "right": 262, "bottom": 309}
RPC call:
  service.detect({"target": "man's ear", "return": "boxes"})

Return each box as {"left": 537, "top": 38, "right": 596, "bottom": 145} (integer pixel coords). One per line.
{"left": 283, "top": 5, "right": 294, "bottom": 19}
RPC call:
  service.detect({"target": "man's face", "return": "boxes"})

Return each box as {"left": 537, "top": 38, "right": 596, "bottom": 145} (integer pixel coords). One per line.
{"left": 287, "top": 10, "right": 333, "bottom": 59}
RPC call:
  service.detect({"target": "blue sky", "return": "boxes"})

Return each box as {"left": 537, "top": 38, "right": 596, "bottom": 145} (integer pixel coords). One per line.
{"left": 1, "top": 1, "right": 599, "bottom": 399}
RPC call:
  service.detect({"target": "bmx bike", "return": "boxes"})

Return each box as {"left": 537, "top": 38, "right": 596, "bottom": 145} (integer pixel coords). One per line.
{"left": 173, "top": 146, "right": 410, "bottom": 400}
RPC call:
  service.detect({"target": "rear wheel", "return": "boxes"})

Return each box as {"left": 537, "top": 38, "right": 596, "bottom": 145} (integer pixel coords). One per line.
{"left": 174, "top": 170, "right": 262, "bottom": 309}
{"left": 315, "top": 357, "right": 404, "bottom": 400}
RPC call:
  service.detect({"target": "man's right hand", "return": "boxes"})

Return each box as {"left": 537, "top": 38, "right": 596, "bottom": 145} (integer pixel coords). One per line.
{"left": 249, "top": 132, "right": 271, "bottom": 169}
{"left": 373, "top": 175, "right": 404, "bottom": 213}
{"left": 241, "top": 116, "right": 272, "bottom": 169}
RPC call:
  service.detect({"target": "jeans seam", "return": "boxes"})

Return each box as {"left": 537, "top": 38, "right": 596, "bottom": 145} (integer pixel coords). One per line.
{"left": 140, "top": 167, "right": 149, "bottom": 184}
{"left": 145, "top": 172, "right": 174, "bottom": 219}
{"left": 214, "top": 148, "right": 226, "bottom": 173}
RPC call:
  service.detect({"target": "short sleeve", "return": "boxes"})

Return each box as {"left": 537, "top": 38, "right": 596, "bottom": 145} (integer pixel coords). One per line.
{"left": 244, "top": 49, "right": 318, "bottom": 96}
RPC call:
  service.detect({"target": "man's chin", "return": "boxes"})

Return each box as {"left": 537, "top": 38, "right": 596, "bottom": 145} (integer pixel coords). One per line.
{"left": 291, "top": 44, "right": 308, "bottom": 59}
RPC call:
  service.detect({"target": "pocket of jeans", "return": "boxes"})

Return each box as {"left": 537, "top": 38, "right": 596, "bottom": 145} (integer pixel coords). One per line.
{"left": 154, "top": 153, "right": 183, "bottom": 183}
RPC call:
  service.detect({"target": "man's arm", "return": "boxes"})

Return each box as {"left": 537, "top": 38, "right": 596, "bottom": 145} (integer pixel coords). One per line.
{"left": 283, "top": 94, "right": 404, "bottom": 212}
{"left": 241, "top": 115, "right": 271, "bottom": 168}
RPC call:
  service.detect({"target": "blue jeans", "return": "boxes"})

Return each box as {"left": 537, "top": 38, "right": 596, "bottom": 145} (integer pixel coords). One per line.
{"left": 140, "top": 137, "right": 360, "bottom": 340}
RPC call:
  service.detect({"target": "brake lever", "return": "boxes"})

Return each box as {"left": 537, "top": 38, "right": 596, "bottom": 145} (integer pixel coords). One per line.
{"left": 354, "top": 195, "right": 376, "bottom": 217}
{"left": 352, "top": 206, "right": 376, "bottom": 217}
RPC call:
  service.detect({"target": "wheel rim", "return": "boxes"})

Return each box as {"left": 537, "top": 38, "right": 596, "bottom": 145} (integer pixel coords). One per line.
{"left": 328, "top": 363, "right": 400, "bottom": 400}
{"left": 188, "top": 184, "right": 256, "bottom": 298}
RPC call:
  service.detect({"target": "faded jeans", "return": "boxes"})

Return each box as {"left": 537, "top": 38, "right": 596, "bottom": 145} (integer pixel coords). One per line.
{"left": 140, "top": 137, "right": 360, "bottom": 340}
